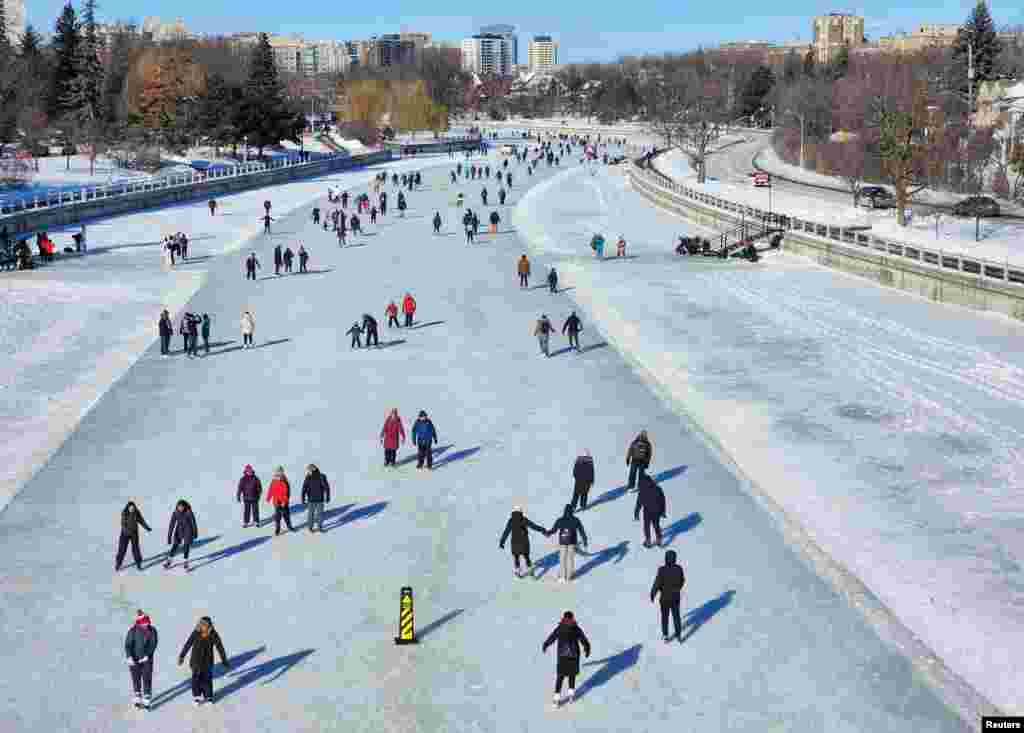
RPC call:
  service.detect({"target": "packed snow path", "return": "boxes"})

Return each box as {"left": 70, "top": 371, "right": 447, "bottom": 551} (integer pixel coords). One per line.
{"left": 0, "top": 155, "right": 964, "bottom": 732}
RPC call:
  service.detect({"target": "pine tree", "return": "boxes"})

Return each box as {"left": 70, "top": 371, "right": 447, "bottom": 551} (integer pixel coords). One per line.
{"left": 954, "top": 0, "right": 1003, "bottom": 96}
{"left": 50, "top": 3, "right": 81, "bottom": 118}
{"left": 63, "top": 0, "right": 104, "bottom": 124}
{"left": 236, "top": 33, "right": 303, "bottom": 156}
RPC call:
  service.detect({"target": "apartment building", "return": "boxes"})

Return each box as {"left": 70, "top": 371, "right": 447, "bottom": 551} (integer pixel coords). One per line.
{"left": 878, "top": 23, "right": 959, "bottom": 53}
{"left": 527, "top": 35, "right": 558, "bottom": 72}
{"left": 812, "top": 13, "right": 865, "bottom": 64}
{"left": 462, "top": 31, "right": 516, "bottom": 77}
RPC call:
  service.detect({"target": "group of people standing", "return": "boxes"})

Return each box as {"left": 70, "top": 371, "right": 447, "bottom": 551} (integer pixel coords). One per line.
{"left": 163, "top": 232, "right": 190, "bottom": 266}
{"left": 158, "top": 310, "right": 211, "bottom": 357}
{"left": 378, "top": 408, "right": 440, "bottom": 469}
{"left": 532, "top": 311, "right": 584, "bottom": 357}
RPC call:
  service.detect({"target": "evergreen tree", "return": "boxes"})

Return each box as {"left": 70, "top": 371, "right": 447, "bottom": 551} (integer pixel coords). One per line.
{"left": 50, "top": 3, "right": 81, "bottom": 118}
{"left": 196, "top": 73, "right": 241, "bottom": 150}
{"left": 236, "top": 33, "right": 303, "bottom": 156}
{"left": 954, "top": 0, "right": 1003, "bottom": 97}
{"left": 738, "top": 65, "right": 776, "bottom": 118}
{"left": 63, "top": 0, "right": 105, "bottom": 127}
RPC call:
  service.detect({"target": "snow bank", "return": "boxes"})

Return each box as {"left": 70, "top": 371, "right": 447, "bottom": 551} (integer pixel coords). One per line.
{"left": 23, "top": 154, "right": 150, "bottom": 187}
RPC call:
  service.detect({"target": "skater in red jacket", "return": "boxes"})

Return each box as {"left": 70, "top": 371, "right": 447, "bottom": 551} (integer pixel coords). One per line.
{"left": 380, "top": 409, "right": 406, "bottom": 467}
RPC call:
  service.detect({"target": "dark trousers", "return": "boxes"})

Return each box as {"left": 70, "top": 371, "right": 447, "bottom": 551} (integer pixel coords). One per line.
{"left": 274, "top": 504, "right": 294, "bottom": 533}
{"left": 203, "top": 335, "right": 210, "bottom": 354}
{"left": 313, "top": 212, "right": 320, "bottom": 224}
{"left": 243, "top": 500, "right": 259, "bottom": 526}
{"left": 388, "top": 315, "right": 399, "bottom": 328}
{"left": 660, "top": 600, "right": 682, "bottom": 638}
{"left": 643, "top": 511, "right": 663, "bottom": 545}
{"left": 519, "top": 274, "right": 528, "bottom": 287}
{"left": 571, "top": 483, "right": 591, "bottom": 512}
{"left": 549, "top": 281, "right": 557, "bottom": 293}
{"left": 434, "top": 223, "right": 441, "bottom": 233}
{"left": 567, "top": 331, "right": 580, "bottom": 349}
{"left": 243, "top": 334, "right": 253, "bottom": 347}
{"left": 188, "top": 334, "right": 199, "bottom": 356}
{"left": 513, "top": 552, "right": 532, "bottom": 569}
{"left": 246, "top": 269, "right": 256, "bottom": 280}
{"left": 404, "top": 313, "right": 413, "bottom": 327}
{"left": 300, "top": 258, "right": 308, "bottom": 273}
{"left": 168, "top": 538, "right": 192, "bottom": 561}
{"left": 350, "top": 334, "right": 361, "bottom": 348}
{"left": 181, "top": 334, "right": 189, "bottom": 353}
{"left": 416, "top": 443, "right": 433, "bottom": 469}
{"left": 384, "top": 448, "right": 397, "bottom": 466}
{"left": 627, "top": 461, "right": 648, "bottom": 488}
{"left": 191, "top": 667, "right": 213, "bottom": 700}
{"left": 365, "top": 328, "right": 379, "bottom": 347}
{"left": 116, "top": 532, "right": 142, "bottom": 570}
{"left": 160, "top": 333, "right": 170, "bottom": 355}
{"left": 130, "top": 658, "right": 154, "bottom": 696}
{"left": 275, "top": 261, "right": 281, "bottom": 275}
{"left": 555, "top": 672, "right": 577, "bottom": 693}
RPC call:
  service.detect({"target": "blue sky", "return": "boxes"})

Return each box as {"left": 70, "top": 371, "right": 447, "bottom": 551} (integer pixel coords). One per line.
{"left": 26, "top": 0, "right": 1024, "bottom": 63}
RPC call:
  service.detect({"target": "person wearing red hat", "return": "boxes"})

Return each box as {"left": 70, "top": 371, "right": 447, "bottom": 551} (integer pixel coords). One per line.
{"left": 542, "top": 610, "right": 590, "bottom": 708}
{"left": 236, "top": 465, "right": 263, "bottom": 528}
{"left": 125, "top": 610, "right": 158, "bottom": 708}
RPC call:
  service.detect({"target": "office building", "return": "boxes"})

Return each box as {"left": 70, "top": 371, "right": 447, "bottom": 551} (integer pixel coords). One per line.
{"left": 812, "top": 13, "right": 864, "bottom": 64}
{"left": 527, "top": 35, "right": 558, "bottom": 72}
{"left": 479, "top": 23, "right": 517, "bottom": 65}
{"left": 462, "top": 31, "right": 515, "bottom": 77}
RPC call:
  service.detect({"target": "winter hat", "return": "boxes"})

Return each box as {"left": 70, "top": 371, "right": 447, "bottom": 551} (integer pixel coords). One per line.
{"left": 562, "top": 611, "right": 574, "bottom": 621}
{"left": 243, "top": 464, "right": 254, "bottom": 475}
{"left": 306, "top": 464, "right": 318, "bottom": 473}
{"left": 418, "top": 410, "right": 427, "bottom": 417}
{"left": 135, "top": 611, "right": 151, "bottom": 626}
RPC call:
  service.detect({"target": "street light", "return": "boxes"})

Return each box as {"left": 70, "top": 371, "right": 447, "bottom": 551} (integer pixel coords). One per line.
{"left": 785, "top": 108, "right": 806, "bottom": 169}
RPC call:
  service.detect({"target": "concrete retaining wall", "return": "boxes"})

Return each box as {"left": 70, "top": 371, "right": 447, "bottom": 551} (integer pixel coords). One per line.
{"left": 627, "top": 163, "right": 1024, "bottom": 321}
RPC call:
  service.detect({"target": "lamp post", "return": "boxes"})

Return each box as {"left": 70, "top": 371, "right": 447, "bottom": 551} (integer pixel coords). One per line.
{"left": 786, "top": 108, "right": 806, "bottom": 169}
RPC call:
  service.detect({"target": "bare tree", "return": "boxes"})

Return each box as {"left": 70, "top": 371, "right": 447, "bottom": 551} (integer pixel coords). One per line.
{"left": 675, "top": 74, "right": 730, "bottom": 183}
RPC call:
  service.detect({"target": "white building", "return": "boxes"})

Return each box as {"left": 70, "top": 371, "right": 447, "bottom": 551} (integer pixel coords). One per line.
{"left": 2, "top": 0, "right": 26, "bottom": 46}
{"left": 527, "top": 35, "right": 558, "bottom": 73}
{"left": 140, "top": 16, "right": 190, "bottom": 42}
{"left": 461, "top": 32, "right": 515, "bottom": 77}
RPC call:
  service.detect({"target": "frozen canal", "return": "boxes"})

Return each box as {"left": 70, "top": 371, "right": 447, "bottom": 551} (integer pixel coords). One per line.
{"left": 518, "top": 164, "right": 1024, "bottom": 713}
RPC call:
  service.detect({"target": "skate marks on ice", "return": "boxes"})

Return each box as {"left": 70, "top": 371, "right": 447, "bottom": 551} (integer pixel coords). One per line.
{"left": 574, "top": 540, "right": 630, "bottom": 579}
{"left": 679, "top": 590, "right": 736, "bottom": 645}
{"left": 575, "top": 644, "right": 643, "bottom": 701}
{"left": 416, "top": 608, "right": 466, "bottom": 641}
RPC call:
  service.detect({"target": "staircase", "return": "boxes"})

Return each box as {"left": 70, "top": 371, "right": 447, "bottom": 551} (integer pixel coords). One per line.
{"left": 717, "top": 216, "right": 783, "bottom": 257}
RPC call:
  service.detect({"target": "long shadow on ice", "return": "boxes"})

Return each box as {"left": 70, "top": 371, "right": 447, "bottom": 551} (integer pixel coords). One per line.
{"left": 661, "top": 512, "right": 702, "bottom": 547}
{"left": 652, "top": 465, "right": 688, "bottom": 483}
{"left": 578, "top": 341, "right": 609, "bottom": 354}
{"left": 186, "top": 536, "right": 272, "bottom": 571}
{"left": 396, "top": 444, "right": 453, "bottom": 467}
{"left": 574, "top": 540, "right": 629, "bottom": 579}
{"left": 216, "top": 648, "right": 316, "bottom": 701}
{"left": 433, "top": 445, "right": 481, "bottom": 469}
{"left": 417, "top": 608, "right": 465, "bottom": 640}
{"left": 150, "top": 646, "right": 266, "bottom": 709}
{"left": 298, "top": 502, "right": 356, "bottom": 530}
{"left": 208, "top": 338, "right": 292, "bottom": 357}
{"left": 584, "top": 485, "right": 629, "bottom": 512}
{"left": 680, "top": 590, "right": 735, "bottom": 644}
{"left": 321, "top": 501, "right": 388, "bottom": 533}
{"left": 141, "top": 535, "right": 222, "bottom": 569}
{"left": 533, "top": 550, "right": 560, "bottom": 580}
{"left": 576, "top": 644, "right": 643, "bottom": 700}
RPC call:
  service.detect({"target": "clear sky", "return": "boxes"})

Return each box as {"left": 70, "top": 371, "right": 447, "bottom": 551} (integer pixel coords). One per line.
{"left": 26, "top": 0, "right": 1024, "bottom": 63}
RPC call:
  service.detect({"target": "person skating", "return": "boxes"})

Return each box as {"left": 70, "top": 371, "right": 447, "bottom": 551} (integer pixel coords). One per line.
{"left": 635, "top": 474, "right": 667, "bottom": 547}
{"left": 350, "top": 214, "right": 361, "bottom": 236}
{"left": 283, "top": 247, "right": 294, "bottom": 273}
{"left": 298, "top": 245, "right": 309, "bottom": 273}
{"left": 158, "top": 310, "right": 173, "bottom": 356}
{"left": 201, "top": 313, "right": 211, "bottom": 355}
{"left": 346, "top": 321, "right": 363, "bottom": 349}
{"left": 385, "top": 301, "right": 400, "bottom": 329}
{"left": 411, "top": 410, "right": 438, "bottom": 470}
{"left": 240, "top": 310, "right": 255, "bottom": 349}
{"left": 362, "top": 313, "right": 379, "bottom": 348}
{"left": 517, "top": 254, "right": 531, "bottom": 288}
{"left": 178, "top": 313, "right": 191, "bottom": 355}
{"left": 178, "top": 616, "right": 230, "bottom": 705}
{"left": 379, "top": 192, "right": 387, "bottom": 217}
{"left": 245, "top": 252, "right": 260, "bottom": 281}
{"left": 415, "top": 172, "right": 421, "bottom": 187}
{"left": 450, "top": 170, "right": 457, "bottom": 184}
{"left": 266, "top": 466, "right": 295, "bottom": 534}
{"left": 341, "top": 191, "right": 349, "bottom": 209}
{"left": 370, "top": 205, "right": 378, "bottom": 225}
{"left": 651, "top": 550, "right": 686, "bottom": 641}
{"left": 463, "top": 211, "right": 474, "bottom": 244}
{"left": 489, "top": 210, "right": 500, "bottom": 235}
{"left": 481, "top": 187, "right": 488, "bottom": 206}
{"left": 274, "top": 244, "right": 283, "bottom": 276}
{"left": 397, "top": 192, "right": 407, "bottom": 218}
{"left": 626, "top": 430, "right": 653, "bottom": 489}
{"left": 187, "top": 313, "right": 200, "bottom": 357}
{"left": 547, "top": 267, "right": 558, "bottom": 294}
{"left": 208, "top": 199, "right": 217, "bottom": 216}
{"left": 125, "top": 610, "right": 158, "bottom": 708}
{"left": 263, "top": 199, "right": 271, "bottom": 216}
{"left": 312, "top": 207, "right": 320, "bottom": 225}
{"left": 380, "top": 408, "right": 406, "bottom": 467}
{"left": 562, "top": 311, "right": 582, "bottom": 352}
{"left": 236, "top": 464, "right": 263, "bottom": 527}
{"left": 616, "top": 236, "right": 626, "bottom": 257}
{"left": 549, "top": 504, "right": 588, "bottom": 583}
{"left": 402, "top": 292, "right": 416, "bottom": 327}
{"left": 534, "top": 314, "right": 555, "bottom": 357}
{"left": 260, "top": 213, "right": 274, "bottom": 234}
{"left": 164, "top": 500, "right": 198, "bottom": 570}
{"left": 301, "top": 463, "right": 331, "bottom": 532}
{"left": 433, "top": 211, "right": 442, "bottom": 234}
{"left": 542, "top": 611, "right": 591, "bottom": 708}
{"left": 499, "top": 506, "right": 548, "bottom": 578}
{"left": 506, "top": 172, "right": 512, "bottom": 187}
{"left": 499, "top": 188, "right": 507, "bottom": 206}
{"left": 571, "top": 451, "right": 595, "bottom": 511}
{"left": 472, "top": 211, "right": 480, "bottom": 237}
{"left": 116, "top": 502, "right": 152, "bottom": 571}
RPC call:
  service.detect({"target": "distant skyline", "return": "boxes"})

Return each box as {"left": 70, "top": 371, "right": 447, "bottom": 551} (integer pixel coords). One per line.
{"left": 25, "top": 0, "right": 1024, "bottom": 62}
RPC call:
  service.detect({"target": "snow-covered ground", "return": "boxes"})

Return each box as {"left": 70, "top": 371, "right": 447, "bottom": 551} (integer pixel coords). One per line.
{"left": 0, "top": 150, "right": 968, "bottom": 732}
{"left": 518, "top": 163, "right": 1024, "bottom": 715}
{"left": 0, "top": 154, "right": 456, "bottom": 511}
{"left": 14, "top": 154, "right": 150, "bottom": 188}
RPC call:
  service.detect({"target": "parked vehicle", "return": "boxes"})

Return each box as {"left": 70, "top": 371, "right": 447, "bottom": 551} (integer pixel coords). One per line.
{"left": 952, "top": 196, "right": 1000, "bottom": 218}
{"left": 753, "top": 172, "right": 770, "bottom": 187}
{"left": 858, "top": 186, "right": 896, "bottom": 209}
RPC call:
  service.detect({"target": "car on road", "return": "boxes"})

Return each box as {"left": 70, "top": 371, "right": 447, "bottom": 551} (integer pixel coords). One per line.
{"left": 858, "top": 186, "right": 896, "bottom": 209}
{"left": 609, "top": 154, "right": 627, "bottom": 165}
{"left": 952, "top": 196, "right": 1000, "bottom": 218}
{"left": 752, "top": 172, "right": 770, "bottom": 187}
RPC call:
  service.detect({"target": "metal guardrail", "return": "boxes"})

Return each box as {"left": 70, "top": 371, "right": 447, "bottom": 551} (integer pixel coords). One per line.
{"left": 633, "top": 156, "right": 1024, "bottom": 288}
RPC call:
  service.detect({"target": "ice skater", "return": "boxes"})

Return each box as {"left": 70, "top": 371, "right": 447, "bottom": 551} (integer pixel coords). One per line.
{"left": 177, "top": 616, "right": 230, "bottom": 705}
{"left": 240, "top": 310, "right": 255, "bottom": 349}
{"left": 549, "top": 505, "right": 588, "bottom": 583}
{"left": 562, "top": 311, "right": 582, "bottom": 352}
{"left": 380, "top": 408, "right": 406, "bottom": 467}
{"left": 116, "top": 502, "right": 152, "bottom": 572}
{"left": 236, "top": 464, "right": 262, "bottom": 527}
{"left": 346, "top": 321, "right": 363, "bottom": 349}
{"left": 651, "top": 550, "right": 686, "bottom": 641}
{"left": 362, "top": 313, "right": 379, "bottom": 348}
{"left": 542, "top": 611, "right": 590, "bottom": 708}
{"left": 163, "top": 500, "right": 198, "bottom": 570}
{"left": 433, "top": 211, "right": 443, "bottom": 234}
{"left": 301, "top": 464, "right": 331, "bottom": 532}
{"left": 626, "top": 430, "right": 653, "bottom": 489}
{"left": 125, "top": 610, "right": 158, "bottom": 708}
{"left": 266, "top": 466, "right": 295, "bottom": 534}
{"left": 499, "top": 505, "right": 548, "bottom": 578}
{"left": 534, "top": 314, "right": 555, "bottom": 357}
{"left": 402, "top": 292, "right": 416, "bottom": 327}
{"left": 570, "top": 451, "right": 595, "bottom": 511}
{"left": 158, "top": 310, "right": 173, "bottom": 356}
{"left": 245, "top": 252, "right": 260, "bottom": 280}
{"left": 547, "top": 267, "right": 558, "bottom": 294}
{"left": 634, "top": 474, "right": 667, "bottom": 547}
{"left": 411, "top": 410, "right": 438, "bottom": 470}
{"left": 385, "top": 300, "right": 400, "bottom": 329}
{"left": 518, "top": 254, "right": 531, "bottom": 288}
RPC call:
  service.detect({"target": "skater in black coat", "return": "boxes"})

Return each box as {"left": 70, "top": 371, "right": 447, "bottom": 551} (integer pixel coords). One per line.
{"left": 481, "top": 187, "right": 488, "bottom": 206}
{"left": 301, "top": 463, "right": 331, "bottom": 532}
{"left": 547, "top": 267, "right": 558, "bottom": 294}
{"left": 158, "top": 311, "right": 173, "bottom": 355}
{"left": 570, "top": 452, "right": 595, "bottom": 511}
{"left": 116, "top": 502, "right": 152, "bottom": 571}
{"left": 273, "top": 244, "right": 283, "bottom": 275}
{"left": 626, "top": 430, "right": 653, "bottom": 488}
{"left": 634, "top": 474, "right": 667, "bottom": 547}
{"left": 362, "top": 313, "right": 379, "bottom": 348}
{"left": 433, "top": 212, "right": 443, "bottom": 234}
{"left": 164, "top": 500, "right": 198, "bottom": 570}
{"left": 562, "top": 311, "right": 583, "bottom": 351}
{"left": 236, "top": 464, "right": 263, "bottom": 527}
{"left": 542, "top": 611, "right": 591, "bottom": 707}
{"left": 245, "top": 253, "right": 260, "bottom": 281}
{"left": 346, "top": 322, "right": 363, "bottom": 349}
{"left": 499, "top": 507, "right": 548, "bottom": 577}
{"left": 549, "top": 505, "right": 588, "bottom": 583}
{"left": 178, "top": 616, "right": 230, "bottom": 705}
{"left": 651, "top": 549, "right": 686, "bottom": 640}
{"left": 125, "top": 610, "right": 158, "bottom": 707}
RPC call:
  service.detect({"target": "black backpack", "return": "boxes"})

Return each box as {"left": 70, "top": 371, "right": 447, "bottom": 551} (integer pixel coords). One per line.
{"left": 633, "top": 439, "right": 651, "bottom": 463}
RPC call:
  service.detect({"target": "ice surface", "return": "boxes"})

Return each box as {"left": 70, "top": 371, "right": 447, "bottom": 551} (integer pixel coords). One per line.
{"left": 517, "top": 164, "right": 1024, "bottom": 714}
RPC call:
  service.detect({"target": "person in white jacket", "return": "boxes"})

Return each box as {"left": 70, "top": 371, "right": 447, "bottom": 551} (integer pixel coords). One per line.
{"left": 240, "top": 311, "right": 255, "bottom": 349}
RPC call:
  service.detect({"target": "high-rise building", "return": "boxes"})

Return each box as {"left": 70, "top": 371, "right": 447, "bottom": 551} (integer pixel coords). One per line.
{"left": 268, "top": 35, "right": 305, "bottom": 74}
{"left": 878, "top": 24, "right": 959, "bottom": 53}
{"left": 1, "top": 0, "right": 26, "bottom": 46}
{"left": 400, "top": 31, "right": 432, "bottom": 49}
{"left": 462, "top": 32, "right": 515, "bottom": 77}
{"left": 812, "top": 13, "right": 864, "bottom": 64}
{"left": 141, "top": 16, "right": 190, "bottom": 42}
{"left": 368, "top": 34, "right": 416, "bottom": 67}
{"left": 479, "top": 23, "right": 517, "bottom": 65}
{"left": 527, "top": 35, "right": 558, "bottom": 72}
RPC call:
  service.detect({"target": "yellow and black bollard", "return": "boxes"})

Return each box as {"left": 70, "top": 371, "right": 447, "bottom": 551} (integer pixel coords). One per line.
{"left": 394, "top": 586, "right": 418, "bottom": 645}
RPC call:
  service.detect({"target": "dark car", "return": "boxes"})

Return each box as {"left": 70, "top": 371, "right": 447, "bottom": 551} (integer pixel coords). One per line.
{"left": 952, "top": 196, "right": 1000, "bottom": 218}
{"left": 610, "top": 155, "right": 627, "bottom": 165}
{"left": 858, "top": 186, "right": 895, "bottom": 209}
